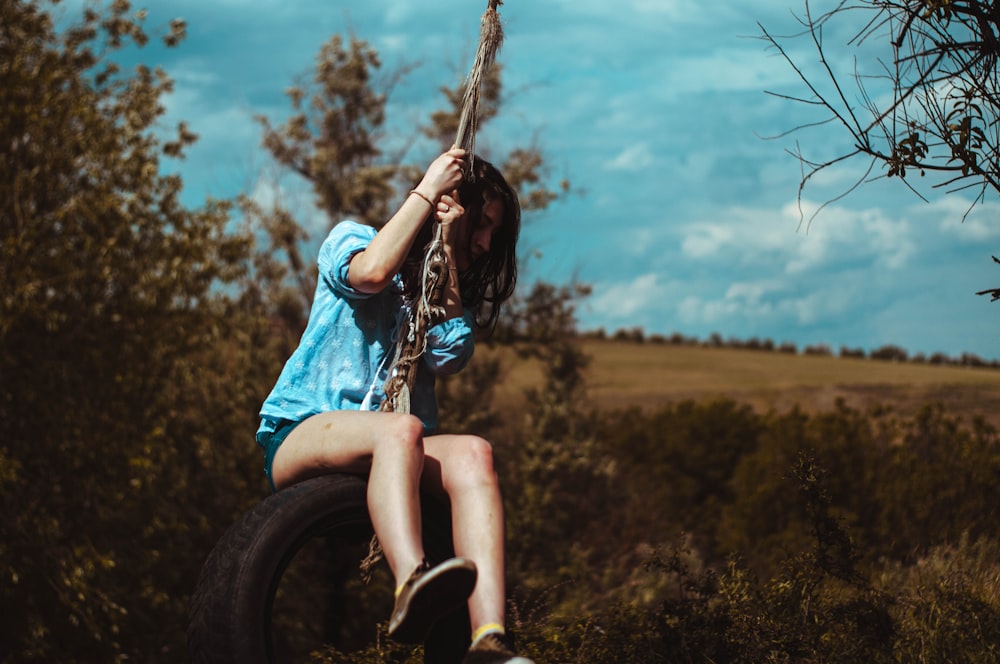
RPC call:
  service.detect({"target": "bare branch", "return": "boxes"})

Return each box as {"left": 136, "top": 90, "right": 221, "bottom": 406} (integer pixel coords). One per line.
{"left": 762, "top": 0, "right": 1000, "bottom": 301}
{"left": 976, "top": 256, "right": 1000, "bottom": 301}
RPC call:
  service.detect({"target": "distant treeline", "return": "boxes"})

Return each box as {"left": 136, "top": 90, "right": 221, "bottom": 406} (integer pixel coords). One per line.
{"left": 582, "top": 327, "right": 1000, "bottom": 370}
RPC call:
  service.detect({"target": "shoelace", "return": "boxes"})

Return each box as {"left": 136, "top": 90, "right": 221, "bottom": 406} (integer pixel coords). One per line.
{"left": 475, "top": 632, "right": 516, "bottom": 654}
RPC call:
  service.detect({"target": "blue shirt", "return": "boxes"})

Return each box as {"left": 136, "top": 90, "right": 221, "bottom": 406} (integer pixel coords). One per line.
{"left": 258, "top": 220, "right": 475, "bottom": 435}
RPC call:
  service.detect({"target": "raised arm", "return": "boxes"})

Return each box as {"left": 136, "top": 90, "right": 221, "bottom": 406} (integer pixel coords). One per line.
{"left": 348, "top": 148, "right": 466, "bottom": 294}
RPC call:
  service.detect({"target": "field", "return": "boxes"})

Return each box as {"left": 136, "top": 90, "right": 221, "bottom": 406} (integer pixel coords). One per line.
{"left": 488, "top": 339, "right": 1000, "bottom": 428}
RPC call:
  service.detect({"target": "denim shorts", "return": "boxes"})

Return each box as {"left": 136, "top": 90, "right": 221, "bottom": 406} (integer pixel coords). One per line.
{"left": 256, "top": 418, "right": 303, "bottom": 493}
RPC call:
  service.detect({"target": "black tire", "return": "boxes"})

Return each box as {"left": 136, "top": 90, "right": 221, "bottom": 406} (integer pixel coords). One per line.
{"left": 188, "top": 474, "right": 470, "bottom": 664}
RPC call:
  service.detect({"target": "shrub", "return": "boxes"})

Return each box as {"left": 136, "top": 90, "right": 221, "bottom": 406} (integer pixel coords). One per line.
{"left": 871, "top": 344, "right": 909, "bottom": 362}
{"left": 804, "top": 343, "right": 833, "bottom": 356}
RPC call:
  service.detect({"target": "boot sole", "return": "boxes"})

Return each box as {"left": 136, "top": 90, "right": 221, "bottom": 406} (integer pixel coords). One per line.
{"left": 388, "top": 558, "right": 478, "bottom": 643}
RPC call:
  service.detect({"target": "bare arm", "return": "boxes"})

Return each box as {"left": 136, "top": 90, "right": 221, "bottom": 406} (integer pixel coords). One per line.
{"left": 348, "top": 148, "right": 466, "bottom": 294}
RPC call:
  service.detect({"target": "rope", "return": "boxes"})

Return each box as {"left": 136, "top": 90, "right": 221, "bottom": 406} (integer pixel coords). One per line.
{"left": 455, "top": 0, "right": 504, "bottom": 181}
{"left": 360, "top": 0, "right": 506, "bottom": 582}
{"left": 379, "top": 0, "right": 504, "bottom": 419}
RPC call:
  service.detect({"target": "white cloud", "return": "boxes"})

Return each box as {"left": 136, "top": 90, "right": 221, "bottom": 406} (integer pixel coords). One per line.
{"left": 780, "top": 286, "right": 857, "bottom": 326}
{"left": 678, "top": 294, "right": 740, "bottom": 326}
{"left": 589, "top": 273, "right": 678, "bottom": 320}
{"left": 675, "top": 273, "right": 861, "bottom": 330}
{"left": 793, "top": 201, "right": 917, "bottom": 271}
{"left": 662, "top": 48, "right": 807, "bottom": 94}
{"left": 605, "top": 143, "right": 655, "bottom": 172}
{"left": 929, "top": 198, "right": 1000, "bottom": 241}
{"left": 724, "top": 280, "right": 778, "bottom": 306}
{"left": 546, "top": 0, "right": 762, "bottom": 28}
{"left": 679, "top": 200, "right": 918, "bottom": 276}
{"left": 635, "top": 197, "right": 938, "bottom": 344}
{"left": 681, "top": 224, "right": 735, "bottom": 259}
{"left": 246, "top": 174, "right": 330, "bottom": 236}
{"left": 680, "top": 205, "right": 795, "bottom": 263}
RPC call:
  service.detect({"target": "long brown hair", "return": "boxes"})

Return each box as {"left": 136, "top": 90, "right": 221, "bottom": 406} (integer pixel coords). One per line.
{"left": 402, "top": 156, "right": 520, "bottom": 330}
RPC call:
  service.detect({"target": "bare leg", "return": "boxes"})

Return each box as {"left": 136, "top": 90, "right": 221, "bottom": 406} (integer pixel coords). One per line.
{"left": 270, "top": 415, "right": 507, "bottom": 631}
{"left": 270, "top": 410, "right": 427, "bottom": 583}
{"left": 422, "top": 434, "right": 507, "bottom": 630}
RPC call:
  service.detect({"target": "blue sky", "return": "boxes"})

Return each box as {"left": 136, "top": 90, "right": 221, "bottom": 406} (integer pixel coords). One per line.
{"left": 83, "top": 0, "right": 1000, "bottom": 360}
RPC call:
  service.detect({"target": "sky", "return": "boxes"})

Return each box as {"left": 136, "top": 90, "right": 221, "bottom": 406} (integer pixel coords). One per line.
{"left": 77, "top": 0, "right": 1000, "bottom": 360}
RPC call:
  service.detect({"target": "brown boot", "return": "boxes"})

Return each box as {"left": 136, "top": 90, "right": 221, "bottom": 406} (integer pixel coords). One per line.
{"left": 387, "top": 557, "right": 477, "bottom": 644}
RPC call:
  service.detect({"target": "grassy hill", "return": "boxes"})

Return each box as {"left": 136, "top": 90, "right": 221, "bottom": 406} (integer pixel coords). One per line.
{"left": 487, "top": 339, "right": 1000, "bottom": 428}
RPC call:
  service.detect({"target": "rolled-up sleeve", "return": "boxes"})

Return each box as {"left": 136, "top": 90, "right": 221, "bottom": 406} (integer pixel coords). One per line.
{"left": 318, "top": 221, "right": 376, "bottom": 299}
{"left": 424, "top": 309, "right": 475, "bottom": 375}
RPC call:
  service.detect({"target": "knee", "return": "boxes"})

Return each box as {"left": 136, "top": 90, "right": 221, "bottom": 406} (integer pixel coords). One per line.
{"left": 450, "top": 436, "right": 498, "bottom": 488}
{"left": 377, "top": 413, "right": 425, "bottom": 456}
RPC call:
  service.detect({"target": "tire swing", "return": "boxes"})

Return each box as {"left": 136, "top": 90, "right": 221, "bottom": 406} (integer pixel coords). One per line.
{"left": 187, "top": 3, "right": 505, "bottom": 663}
{"left": 187, "top": 474, "right": 470, "bottom": 664}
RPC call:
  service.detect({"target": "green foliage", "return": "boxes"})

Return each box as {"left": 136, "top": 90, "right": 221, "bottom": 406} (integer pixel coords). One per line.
{"left": 492, "top": 378, "right": 1000, "bottom": 663}
{"left": 0, "top": 1, "right": 267, "bottom": 660}
{"left": 882, "top": 534, "right": 1000, "bottom": 662}
{"left": 503, "top": 452, "right": 999, "bottom": 664}
{"left": 878, "top": 405, "right": 1000, "bottom": 560}
{"left": 256, "top": 35, "right": 395, "bottom": 229}
{"left": 436, "top": 350, "right": 505, "bottom": 435}
{"left": 498, "top": 285, "right": 610, "bottom": 611}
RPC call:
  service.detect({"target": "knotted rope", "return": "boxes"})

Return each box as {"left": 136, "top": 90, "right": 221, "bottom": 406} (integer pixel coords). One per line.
{"left": 377, "top": 0, "right": 504, "bottom": 418}
{"left": 361, "top": 0, "right": 505, "bottom": 581}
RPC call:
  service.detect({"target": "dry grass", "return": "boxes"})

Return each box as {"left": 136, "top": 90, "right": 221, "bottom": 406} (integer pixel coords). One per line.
{"left": 484, "top": 339, "right": 1000, "bottom": 428}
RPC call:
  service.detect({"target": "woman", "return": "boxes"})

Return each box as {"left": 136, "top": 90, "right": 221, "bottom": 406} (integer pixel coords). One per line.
{"left": 256, "top": 148, "right": 534, "bottom": 664}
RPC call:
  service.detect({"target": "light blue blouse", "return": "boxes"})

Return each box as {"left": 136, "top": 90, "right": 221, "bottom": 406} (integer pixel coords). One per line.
{"left": 258, "top": 220, "right": 475, "bottom": 435}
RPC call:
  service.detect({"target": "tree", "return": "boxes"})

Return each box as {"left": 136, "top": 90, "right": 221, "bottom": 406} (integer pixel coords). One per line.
{"left": 256, "top": 35, "right": 397, "bottom": 230}
{"left": 0, "top": 1, "right": 267, "bottom": 659}
{"left": 760, "top": 0, "right": 999, "bottom": 296}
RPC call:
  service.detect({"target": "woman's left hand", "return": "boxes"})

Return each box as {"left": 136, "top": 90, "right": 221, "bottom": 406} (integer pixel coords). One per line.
{"left": 435, "top": 193, "right": 467, "bottom": 303}
{"left": 436, "top": 193, "right": 466, "bottom": 243}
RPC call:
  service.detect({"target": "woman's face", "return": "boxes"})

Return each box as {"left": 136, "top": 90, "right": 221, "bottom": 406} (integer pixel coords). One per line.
{"left": 456, "top": 195, "right": 505, "bottom": 272}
